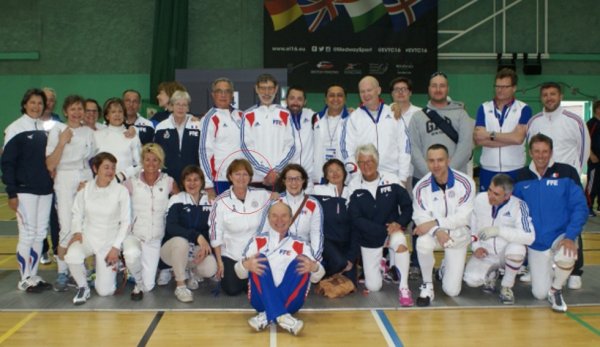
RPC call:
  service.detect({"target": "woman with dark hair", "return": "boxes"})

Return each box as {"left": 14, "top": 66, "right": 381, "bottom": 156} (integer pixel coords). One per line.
{"left": 46, "top": 94, "right": 96, "bottom": 291}
{"left": 209, "top": 159, "right": 272, "bottom": 296}
{"left": 93, "top": 98, "right": 142, "bottom": 182}
{"left": 262, "top": 163, "right": 324, "bottom": 262}
{"left": 2, "top": 88, "right": 54, "bottom": 293}
{"left": 160, "top": 165, "right": 217, "bottom": 303}
{"left": 64, "top": 152, "right": 132, "bottom": 305}
{"left": 312, "top": 159, "right": 357, "bottom": 279}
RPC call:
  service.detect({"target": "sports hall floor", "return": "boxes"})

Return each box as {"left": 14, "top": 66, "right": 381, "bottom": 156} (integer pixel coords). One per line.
{"left": 0, "top": 193, "right": 598, "bottom": 346}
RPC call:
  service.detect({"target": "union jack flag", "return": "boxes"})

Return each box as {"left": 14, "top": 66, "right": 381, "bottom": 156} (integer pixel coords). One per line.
{"left": 297, "top": 0, "right": 348, "bottom": 32}
{"left": 382, "top": 0, "right": 437, "bottom": 32}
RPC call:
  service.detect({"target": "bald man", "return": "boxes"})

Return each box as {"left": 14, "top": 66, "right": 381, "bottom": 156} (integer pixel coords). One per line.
{"left": 340, "top": 76, "right": 410, "bottom": 186}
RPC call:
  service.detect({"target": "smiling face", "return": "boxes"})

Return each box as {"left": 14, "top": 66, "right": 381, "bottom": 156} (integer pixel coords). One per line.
{"left": 286, "top": 89, "right": 306, "bottom": 115}
{"left": 358, "top": 77, "right": 381, "bottom": 110}
{"left": 212, "top": 81, "right": 234, "bottom": 109}
{"left": 357, "top": 153, "right": 378, "bottom": 181}
{"left": 123, "top": 91, "right": 141, "bottom": 117}
{"left": 541, "top": 86, "right": 562, "bottom": 113}
{"left": 284, "top": 169, "right": 305, "bottom": 195}
{"left": 268, "top": 202, "right": 292, "bottom": 235}
{"left": 255, "top": 81, "right": 278, "bottom": 106}
{"left": 228, "top": 168, "right": 251, "bottom": 190}
{"left": 427, "top": 148, "right": 450, "bottom": 183}
{"left": 428, "top": 75, "right": 449, "bottom": 105}
{"left": 94, "top": 159, "right": 116, "bottom": 186}
{"left": 24, "top": 95, "right": 45, "bottom": 118}
{"left": 65, "top": 101, "right": 84, "bottom": 127}
{"left": 106, "top": 103, "right": 125, "bottom": 126}
{"left": 84, "top": 101, "right": 99, "bottom": 126}
{"left": 325, "top": 162, "right": 345, "bottom": 186}
{"left": 487, "top": 183, "right": 510, "bottom": 206}
{"left": 183, "top": 172, "right": 203, "bottom": 195}
{"left": 325, "top": 86, "right": 346, "bottom": 115}
{"left": 391, "top": 81, "right": 412, "bottom": 104}
{"left": 530, "top": 140, "right": 552, "bottom": 173}
{"left": 142, "top": 152, "right": 162, "bottom": 175}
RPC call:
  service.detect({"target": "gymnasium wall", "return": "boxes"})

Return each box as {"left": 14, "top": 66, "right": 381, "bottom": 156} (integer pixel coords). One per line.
{"left": 1, "top": 0, "right": 599, "bottom": 146}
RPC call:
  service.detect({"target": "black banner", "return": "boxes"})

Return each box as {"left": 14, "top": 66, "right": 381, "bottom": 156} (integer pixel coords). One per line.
{"left": 264, "top": 0, "right": 438, "bottom": 93}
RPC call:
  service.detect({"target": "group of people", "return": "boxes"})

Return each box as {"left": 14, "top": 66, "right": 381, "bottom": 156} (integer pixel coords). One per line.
{"left": 1, "top": 69, "right": 591, "bottom": 336}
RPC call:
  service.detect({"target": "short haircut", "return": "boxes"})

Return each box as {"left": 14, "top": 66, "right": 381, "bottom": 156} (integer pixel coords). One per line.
{"left": 85, "top": 98, "right": 102, "bottom": 114}
{"left": 427, "top": 143, "right": 449, "bottom": 156}
{"left": 269, "top": 201, "right": 293, "bottom": 219}
{"left": 325, "top": 83, "right": 346, "bottom": 96}
{"left": 92, "top": 152, "right": 117, "bottom": 171}
{"left": 211, "top": 77, "right": 234, "bottom": 92}
{"left": 389, "top": 77, "right": 413, "bottom": 92}
{"left": 21, "top": 88, "right": 47, "bottom": 114}
{"left": 322, "top": 158, "right": 347, "bottom": 184}
{"left": 278, "top": 163, "right": 309, "bottom": 191}
{"left": 540, "top": 82, "right": 562, "bottom": 95}
{"left": 256, "top": 73, "right": 278, "bottom": 87}
{"left": 594, "top": 100, "right": 600, "bottom": 113}
{"left": 102, "top": 98, "right": 126, "bottom": 124}
{"left": 287, "top": 86, "right": 306, "bottom": 100}
{"left": 529, "top": 133, "right": 553, "bottom": 150}
{"left": 157, "top": 81, "right": 187, "bottom": 97}
{"left": 62, "top": 95, "right": 85, "bottom": 113}
{"left": 491, "top": 173, "right": 514, "bottom": 194}
{"left": 141, "top": 143, "right": 166, "bottom": 169}
{"left": 355, "top": 143, "right": 379, "bottom": 165}
{"left": 42, "top": 87, "right": 56, "bottom": 98}
{"left": 122, "top": 89, "right": 141, "bottom": 101}
{"left": 169, "top": 90, "right": 191, "bottom": 105}
{"left": 180, "top": 165, "right": 205, "bottom": 191}
{"left": 496, "top": 68, "right": 518, "bottom": 86}
{"left": 429, "top": 71, "right": 448, "bottom": 83}
{"left": 226, "top": 159, "right": 254, "bottom": 183}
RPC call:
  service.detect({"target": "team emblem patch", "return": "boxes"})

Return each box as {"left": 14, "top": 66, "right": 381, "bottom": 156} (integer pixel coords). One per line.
{"left": 448, "top": 191, "right": 455, "bottom": 198}
{"left": 164, "top": 132, "right": 170, "bottom": 139}
{"left": 251, "top": 200, "right": 259, "bottom": 208}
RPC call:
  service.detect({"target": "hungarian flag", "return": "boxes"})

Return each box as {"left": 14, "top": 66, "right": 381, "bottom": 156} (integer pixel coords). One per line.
{"left": 382, "top": 0, "right": 437, "bottom": 32}
{"left": 342, "top": 0, "right": 387, "bottom": 32}
{"left": 265, "top": 0, "right": 303, "bottom": 31}
{"left": 297, "top": 0, "right": 348, "bottom": 32}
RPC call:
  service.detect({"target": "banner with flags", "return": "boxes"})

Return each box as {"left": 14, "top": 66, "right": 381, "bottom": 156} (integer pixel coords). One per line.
{"left": 264, "top": 0, "right": 438, "bottom": 93}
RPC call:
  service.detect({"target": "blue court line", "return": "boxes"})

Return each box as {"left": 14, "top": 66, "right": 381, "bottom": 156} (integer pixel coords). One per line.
{"left": 566, "top": 311, "right": 600, "bottom": 336}
{"left": 376, "top": 310, "right": 403, "bottom": 347}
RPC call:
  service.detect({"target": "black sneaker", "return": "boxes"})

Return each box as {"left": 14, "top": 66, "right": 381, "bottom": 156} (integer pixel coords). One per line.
{"left": 130, "top": 285, "right": 144, "bottom": 301}
{"left": 73, "top": 287, "right": 91, "bottom": 305}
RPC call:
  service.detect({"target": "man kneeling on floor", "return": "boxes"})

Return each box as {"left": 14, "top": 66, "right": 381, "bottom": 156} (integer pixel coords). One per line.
{"left": 463, "top": 173, "right": 535, "bottom": 304}
{"left": 235, "top": 201, "right": 325, "bottom": 335}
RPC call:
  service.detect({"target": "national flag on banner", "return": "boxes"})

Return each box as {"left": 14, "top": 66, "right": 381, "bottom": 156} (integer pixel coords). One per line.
{"left": 297, "top": 0, "right": 348, "bottom": 32}
{"left": 265, "top": 0, "right": 303, "bottom": 31}
{"left": 343, "top": 0, "right": 387, "bottom": 32}
{"left": 382, "top": 0, "right": 437, "bottom": 32}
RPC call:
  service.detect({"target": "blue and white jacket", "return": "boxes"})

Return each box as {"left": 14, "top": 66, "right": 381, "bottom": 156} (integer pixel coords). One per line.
{"left": 513, "top": 161, "right": 587, "bottom": 251}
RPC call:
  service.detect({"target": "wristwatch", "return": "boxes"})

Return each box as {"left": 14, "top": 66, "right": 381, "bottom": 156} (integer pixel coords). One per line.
{"left": 490, "top": 131, "right": 496, "bottom": 141}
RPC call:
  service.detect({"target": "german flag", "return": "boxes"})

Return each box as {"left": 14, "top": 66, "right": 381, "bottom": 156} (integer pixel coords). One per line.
{"left": 265, "top": 0, "right": 303, "bottom": 31}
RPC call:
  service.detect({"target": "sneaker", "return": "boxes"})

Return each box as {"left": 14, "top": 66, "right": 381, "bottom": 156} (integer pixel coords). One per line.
{"left": 499, "top": 286, "right": 515, "bottom": 305}
{"left": 435, "top": 262, "right": 446, "bottom": 282}
{"left": 54, "top": 272, "right": 69, "bottom": 292}
{"left": 87, "top": 269, "right": 96, "bottom": 288}
{"left": 399, "top": 287, "right": 414, "bottom": 307}
{"left": 73, "top": 287, "right": 91, "bottom": 305}
{"left": 17, "top": 278, "right": 41, "bottom": 293}
{"left": 186, "top": 269, "right": 203, "bottom": 290}
{"left": 589, "top": 209, "right": 596, "bottom": 217}
{"left": 482, "top": 270, "right": 498, "bottom": 293}
{"left": 248, "top": 311, "right": 269, "bottom": 332}
{"left": 567, "top": 275, "right": 582, "bottom": 290}
{"left": 131, "top": 284, "right": 144, "bottom": 301}
{"left": 416, "top": 283, "right": 434, "bottom": 307}
{"left": 30, "top": 276, "right": 52, "bottom": 291}
{"left": 157, "top": 269, "right": 172, "bottom": 286}
{"left": 548, "top": 289, "right": 567, "bottom": 312}
{"left": 276, "top": 313, "right": 304, "bottom": 336}
{"left": 520, "top": 268, "right": 531, "bottom": 283}
{"left": 409, "top": 265, "right": 421, "bottom": 280}
{"left": 175, "top": 286, "right": 193, "bottom": 303}
{"left": 40, "top": 252, "right": 52, "bottom": 265}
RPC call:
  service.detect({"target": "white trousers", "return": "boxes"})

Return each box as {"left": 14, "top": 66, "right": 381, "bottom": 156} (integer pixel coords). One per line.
{"left": 15, "top": 193, "right": 52, "bottom": 281}
{"left": 122, "top": 235, "right": 161, "bottom": 292}
{"left": 463, "top": 242, "right": 526, "bottom": 288}
{"left": 361, "top": 232, "right": 410, "bottom": 292}
{"left": 529, "top": 234, "right": 577, "bottom": 300}
{"left": 65, "top": 240, "right": 116, "bottom": 296}
{"left": 54, "top": 169, "right": 87, "bottom": 248}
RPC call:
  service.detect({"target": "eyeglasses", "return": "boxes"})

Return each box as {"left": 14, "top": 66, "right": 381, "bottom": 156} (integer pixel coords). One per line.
{"left": 173, "top": 102, "right": 189, "bottom": 108}
{"left": 357, "top": 159, "right": 376, "bottom": 166}
{"left": 213, "top": 89, "right": 233, "bottom": 95}
{"left": 494, "top": 85, "right": 514, "bottom": 89}
{"left": 284, "top": 176, "right": 303, "bottom": 182}
{"left": 392, "top": 87, "right": 409, "bottom": 94}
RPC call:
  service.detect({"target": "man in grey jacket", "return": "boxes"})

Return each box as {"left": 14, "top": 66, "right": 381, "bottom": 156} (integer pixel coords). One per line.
{"left": 408, "top": 72, "right": 474, "bottom": 184}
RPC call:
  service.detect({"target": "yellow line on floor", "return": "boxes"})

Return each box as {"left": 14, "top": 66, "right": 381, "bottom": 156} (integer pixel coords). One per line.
{"left": 0, "top": 256, "right": 14, "bottom": 266}
{"left": 0, "top": 312, "right": 38, "bottom": 344}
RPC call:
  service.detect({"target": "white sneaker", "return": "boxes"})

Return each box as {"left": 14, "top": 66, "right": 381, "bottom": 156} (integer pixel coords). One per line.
{"left": 186, "top": 269, "right": 203, "bottom": 290}
{"left": 567, "top": 275, "right": 582, "bottom": 290}
{"left": 499, "top": 286, "right": 515, "bottom": 305}
{"left": 157, "top": 269, "right": 172, "bottom": 286}
{"left": 482, "top": 270, "right": 498, "bottom": 293}
{"left": 548, "top": 289, "right": 567, "bottom": 312}
{"left": 73, "top": 287, "right": 91, "bottom": 305}
{"left": 520, "top": 268, "right": 531, "bottom": 283}
{"left": 277, "top": 313, "right": 304, "bottom": 336}
{"left": 175, "top": 286, "right": 193, "bottom": 303}
{"left": 416, "top": 283, "right": 434, "bottom": 307}
{"left": 248, "top": 311, "right": 269, "bottom": 331}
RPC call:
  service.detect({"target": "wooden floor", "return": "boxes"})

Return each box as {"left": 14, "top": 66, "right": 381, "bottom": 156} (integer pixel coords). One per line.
{"left": 0, "top": 192, "right": 599, "bottom": 346}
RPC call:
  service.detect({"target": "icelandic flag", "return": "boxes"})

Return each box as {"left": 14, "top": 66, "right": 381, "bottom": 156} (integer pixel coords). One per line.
{"left": 297, "top": 0, "right": 348, "bottom": 32}
{"left": 382, "top": 0, "right": 437, "bottom": 32}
